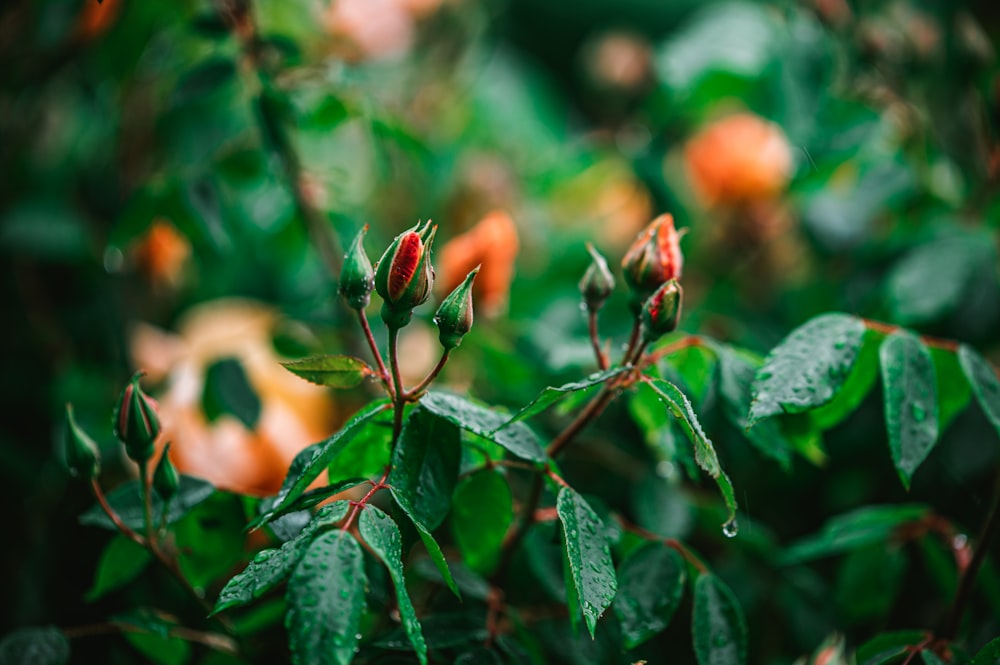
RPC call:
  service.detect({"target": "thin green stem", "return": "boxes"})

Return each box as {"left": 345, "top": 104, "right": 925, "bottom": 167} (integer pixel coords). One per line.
{"left": 588, "top": 310, "right": 608, "bottom": 371}
{"left": 90, "top": 478, "right": 145, "bottom": 547}
{"left": 357, "top": 310, "right": 393, "bottom": 396}
{"left": 622, "top": 321, "right": 642, "bottom": 366}
{"left": 407, "top": 350, "right": 450, "bottom": 400}
{"left": 546, "top": 386, "right": 616, "bottom": 458}
{"left": 140, "top": 459, "right": 153, "bottom": 544}
{"left": 388, "top": 326, "right": 406, "bottom": 444}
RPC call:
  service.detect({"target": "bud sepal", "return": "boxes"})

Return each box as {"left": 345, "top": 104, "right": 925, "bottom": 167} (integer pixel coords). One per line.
{"left": 640, "top": 280, "right": 683, "bottom": 344}
{"left": 153, "top": 442, "right": 180, "bottom": 502}
{"left": 114, "top": 372, "right": 161, "bottom": 464}
{"left": 339, "top": 225, "right": 375, "bottom": 310}
{"left": 65, "top": 404, "right": 100, "bottom": 479}
{"left": 435, "top": 267, "right": 479, "bottom": 349}
{"left": 579, "top": 243, "right": 615, "bottom": 312}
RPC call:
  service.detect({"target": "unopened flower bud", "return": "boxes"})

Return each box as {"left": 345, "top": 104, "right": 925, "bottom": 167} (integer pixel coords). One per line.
{"left": 339, "top": 225, "right": 375, "bottom": 310}
{"left": 640, "top": 280, "right": 683, "bottom": 343}
{"left": 435, "top": 267, "right": 479, "bottom": 349}
{"left": 114, "top": 372, "right": 161, "bottom": 464}
{"left": 375, "top": 220, "right": 437, "bottom": 328}
{"left": 153, "top": 442, "right": 180, "bottom": 501}
{"left": 579, "top": 243, "right": 615, "bottom": 312}
{"left": 65, "top": 404, "right": 100, "bottom": 479}
{"left": 622, "top": 213, "right": 683, "bottom": 313}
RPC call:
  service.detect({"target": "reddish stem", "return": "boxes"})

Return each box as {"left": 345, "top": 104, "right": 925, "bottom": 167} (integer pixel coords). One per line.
{"left": 588, "top": 310, "right": 609, "bottom": 371}
{"left": 862, "top": 319, "right": 960, "bottom": 352}
{"left": 341, "top": 466, "right": 392, "bottom": 533}
{"left": 642, "top": 335, "right": 703, "bottom": 368}
{"left": 91, "top": 478, "right": 145, "bottom": 547}
{"left": 615, "top": 514, "right": 709, "bottom": 574}
{"left": 357, "top": 310, "right": 393, "bottom": 396}
{"left": 406, "top": 350, "right": 450, "bottom": 400}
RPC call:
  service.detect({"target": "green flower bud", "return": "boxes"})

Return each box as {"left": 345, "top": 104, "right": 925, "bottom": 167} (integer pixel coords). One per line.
{"left": 65, "top": 404, "right": 100, "bottom": 479}
{"left": 579, "top": 243, "right": 615, "bottom": 312}
{"left": 339, "top": 225, "right": 375, "bottom": 310}
{"left": 374, "top": 220, "right": 437, "bottom": 328}
{"left": 113, "top": 372, "right": 161, "bottom": 464}
{"left": 435, "top": 267, "right": 479, "bottom": 349}
{"left": 640, "top": 280, "right": 683, "bottom": 343}
{"left": 153, "top": 442, "right": 180, "bottom": 501}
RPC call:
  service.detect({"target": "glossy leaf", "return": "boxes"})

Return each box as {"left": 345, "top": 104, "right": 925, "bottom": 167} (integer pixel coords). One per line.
{"left": 389, "top": 407, "right": 461, "bottom": 531}
{"left": 451, "top": 470, "right": 514, "bottom": 575}
{"left": 359, "top": 506, "right": 428, "bottom": 665}
{"left": 202, "top": 357, "right": 261, "bottom": 429}
{"left": 855, "top": 631, "right": 928, "bottom": 665}
{"left": 420, "top": 392, "right": 546, "bottom": 462}
{"left": 645, "top": 378, "right": 738, "bottom": 525}
{"left": 286, "top": 530, "right": 367, "bottom": 665}
{"left": 281, "top": 355, "right": 375, "bottom": 389}
{"left": 85, "top": 536, "right": 152, "bottom": 602}
{"left": 557, "top": 487, "right": 617, "bottom": 638}
{"left": 879, "top": 332, "right": 939, "bottom": 488}
{"left": 749, "top": 313, "right": 867, "bottom": 425}
{"left": 692, "top": 574, "right": 747, "bottom": 665}
{"left": 614, "top": 543, "right": 686, "bottom": 649}
{"left": 959, "top": 345, "right": 1000, "bottom": 439}
{"left": 249, "top": 477, "right": 367, "bottom": 531}
{"left": 810, "top": 329, "right": 880, "bottom": 430}
{"left": 781, "top": 504, "right": 929, "bottom": 564}
{"left": 0, "top": 626, "right": 69, "bottom": 665}
{"left": 80, "top": 476, "right": 214, "bottom": 531}
{"left": 213, "top": 502, "right": 350, "bottom": 614}
{"left": 494, "top": 367, "right": 626, "bottom": 429}
{"left": 390, "top": 488, "right": 459, "bottom": 597}
{"left": 971, "top": 636, "right": 1000, "bottom": 665}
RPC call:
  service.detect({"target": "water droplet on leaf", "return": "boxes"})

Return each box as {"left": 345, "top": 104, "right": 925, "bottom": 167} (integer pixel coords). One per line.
{"left": 722, "top": 518, "right": 739, "bottom": 538}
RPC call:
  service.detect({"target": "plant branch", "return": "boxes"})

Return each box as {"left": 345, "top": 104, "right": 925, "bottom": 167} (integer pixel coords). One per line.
{"left": 388, "top": 327, "right": 406, "bottom": 444}
{"left": 342, "top": 466, "right": 392, "bottom": 533}
{"left": 406, "top": 350, "right": 450, "bottom": 400}
{"left": 614, "top": 514, "right": 709, "bottom": 574}
{"left": 588, "top": 310, "right": 608, "bottom": 371}
{"left": 546, "top": 386, "right": 616, "bottom": 458}
{"left": 357, "top": 310, "right": 392, "bottom": 396}
{"left": 90, "top": 479, "right": 145, "bottom": 547}
{"left": 63, "top": 621, "right": 239, "bottom": 654}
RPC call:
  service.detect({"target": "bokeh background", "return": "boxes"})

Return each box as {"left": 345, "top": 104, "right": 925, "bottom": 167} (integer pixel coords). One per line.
{"left": 3, "top": 0, "right": 1000, "bottom": 662}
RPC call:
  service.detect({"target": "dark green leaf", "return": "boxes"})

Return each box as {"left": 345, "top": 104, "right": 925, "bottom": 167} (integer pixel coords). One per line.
{"left": 359, "top": 506, "right": 428, "bottom": 665}
{"left": 495, "top": 368, "right": 626, "bottom": 429}
{"left": 749, "top": 313, "right": 867, "bottom": 425}
{"left": 420, "top": 392, "right": 546, "bottom": 462}
{"left": 0, "top": 627, "right": 69, "bottom": 665}
{"left": 85, "top": 536, "right": 152, "bottom": 602}
{"left": 281, "top": 355, "right": 375, "bottom": 389}
{"left": 80, "top": 476, "right": 215, "bottom": 531}
{"left": 922, "top": 650, "right": 948, "bottom": 665}
{"left": 286, "top": 530, "right": 367, "bottom": 665}
{"left": 644, "top": 378, "right": 738, "bottom": 526}
{"left": 959, "top": 345, "right": 1000, "bottom": 440}
{"left": 122, "top": 633, "right": 190, "bottom": 665}
{"left": 834, "top": 544, "right": 908, "bottom": 623}
{"left": 972, "top": 636, "right": 1000, "bottom": 665}
{"left": 879, "top": 332, "right": 939, "bottom": 488}
{"left": 390, "top": 488, "right": 459, "bottom": 597}
{"left": 930, "top": 348, "right": 972, "bottom": 432}
{"left": 614, "top": 543, "right": 686, "bottom": 649}
{"left": 250, "top": 478, "right": 367, "bottom": 531}
{"left": 172, "top": 59, "right": 237, "bottom": 107}
{"left": 663, "top": 339, "right": 718, "bottom": 406}
{"left": 389, "top": 407, "right": 461, "bottom": 531}
{"left": 451, "top": 470, "right": 513, "bottom": 575}
{"left": 214, "top": 502, "right": 350, "bottom": 614}
{"left": 855, "top": 631, "right": 928, "bottom": 665}
{"left": 455, "top": 647, "right": 504, "bottom": 665}
{"left": 202, "top": 357, "right": 262, "bottom": 429}
{"left": 692, "top": 574, "right": 747, "bottom": 665}
{"left": 172, "top": 493, "right": 247, "bottom": 589}
{"left": 557, "top": 487, "right": 617, "bottom": 638}
{"left": 328, "top": 413, "right": 393, "bottom": 481}
{"left": 781, "top": 504, "right": 929, "bottom": 564}
{"left": 809, "top": 329, "right": 880, "bottom": 430}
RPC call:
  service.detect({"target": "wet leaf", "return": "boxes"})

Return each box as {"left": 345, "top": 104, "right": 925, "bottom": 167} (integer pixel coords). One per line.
{"left": 557, "top": 487, "right": 617, "bottom": 638}
{"left": 781, "top": 504, "right": 929, "bottom": 564}
{"left": 80, "top": 476, "right": 215, "bottom": 532}
{"left": 971, "top": 636, "right": 1000, "bottom": 665}
{"left": 855, "top": 631, "right": 928, "bottom": 665}
{"left": 389, "top": 407, "right": 461, "bottom": 531}
{"left": 494, "top": 367, "right": 626, "bottom": 429}
{"left": 249, "top": 478, "right": 367, "bottom": 531}
{"left": 420, "top": 392, "right": 546, "bottom": 462}
{"left": 692, "top": 574, "right": 747, "bottom": 665}
{"left": 85, "top": 535, "right": 152, "bottom": 602}
{"left": 614, "top": 543, "right": 686, "bottom": 649}
{"left": 958, "top": 345, "right": 1000, "bottom": 440}
{"left": 281, "top": 355, "right": 375, "bottom": 389}
{"left": 451, "top": 470, "right": 514, "bottom": 575}
{"left": 390, "top": 489, "right": 459, "bottom": 597}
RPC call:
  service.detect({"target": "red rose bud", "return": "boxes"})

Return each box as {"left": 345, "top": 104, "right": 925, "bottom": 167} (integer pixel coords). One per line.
{"left": 640, "top": 280, "right": 682, "bottom": 343}
{"left": 435, "top": 267, "right": 479, "bottom": 349}
{"left": 114, "top": 371, "right": 161, "bottom": 464}
{"left": 65, "top": 404, "right": 100, "bottom": 479}
{"left": 375, "top": 219, "right": 437, "bottom": 328}
{"left": 621, "top": 213, "right": 684, "bottom": 312}
{"left": 339, "top": 225, "right": 375, "bottom": 310}
{"left": 153, "top": 442, "right": 180, "bottom": 501}
{"left": 579, "top": 243, "right": 615, "bottom": 312}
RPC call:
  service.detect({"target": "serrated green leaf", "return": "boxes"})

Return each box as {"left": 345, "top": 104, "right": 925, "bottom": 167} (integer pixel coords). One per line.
{"left": 85, "top": 536, "right": 152, "bottom": 602}
{"left": 390, "top": 489, "right": 459, "bottom": 597}
{"left": 556, "top": 487, "right": 617, "bottom": 638}
{"left": 249, "top": 478, "right": 367, "bottom": 532}
{"left": 0, "top": 626, "right": 69, "bottom": 665}
{"left": 202, "top": 357, "right": 261, "bottom": 429}
{"left": 359, "top": 506, "right": 428, "bottom": 665}
{"left": 80, "top": 476, "right": 215, "bottom": 532}
{"left": 614, "top": 543, "right": 686, "bottom": 649}
{"left": 692, "top": 574, "right": 747, "bottom": 665}
{"left": 494, "top": 368, "right": 627, "bottom": 430}
{"left": 749, "top": 313, "right": 867, "bottom": 425}
{"left": 265, "top": 400, "right": 390, "bottom": 520}
{"left": 855, "top": 630, "right": 928, "bottom": 665}
{"left": 879, "top": 332, "right": 939, "bottom": 489}
{"left": 281, "top": 355, "right": 375, "bottom": 389}
{"left": 420, "top": 392, "right": 546, "bottom": 462}
{"left": 286, "top": 530, "right": 367, "bottom": 665}
{"left": 810, "top": 329, "right": 880, "bottom": 430}
{"left": 389, "top": 407, "right": 461, "bottom": 531}
{"left": 971, "top": 636, "right": 1000, "bottom": 665}
{"left": 214, "top": 501, "right": 350, "bottom": 614}
{"left": 781, "top": 504, "right": 929, "bottom": 564}
{"left": 644, "top": 378, "right": 738, "bottom": 525}
{"left": 958, "top": 345, "right": 1000, "bottom": 440}
{"left": 451, "top": 470, "right": 513, "bottom": 575}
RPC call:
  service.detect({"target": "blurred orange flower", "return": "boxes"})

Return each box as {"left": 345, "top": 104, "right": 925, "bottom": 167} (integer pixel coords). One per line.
{"left": 131, "top": 220, "right": 192, "bottom": 290}
{"left": 437, "top": 210, "right": 519, "bottom": 318}
{"left": 76, "top": 0, "right": 123, "bottom": 41}
{"left": 131, "top": 300, "right": 338, "bottom": 497}
{"left": 683, "top": 112, "right": 793, "bottom": 208}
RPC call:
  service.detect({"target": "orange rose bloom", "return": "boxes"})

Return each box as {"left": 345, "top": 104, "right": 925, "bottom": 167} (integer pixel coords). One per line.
{"left": 131, "top": 220, "right": 192, "bottom": 290}
{"left": 683, "top": 112, "right": 793, "bottom": 207}
{"left": 437, "top": 210, "right": 519, "bottom": 318}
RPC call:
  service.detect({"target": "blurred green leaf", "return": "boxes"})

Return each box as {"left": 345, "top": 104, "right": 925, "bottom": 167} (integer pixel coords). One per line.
{"left": 0, "top": 627, "right": 69, "bottom": 665}
{"left": 451, "top": 470, "right": 514, "bottom": 575}
{"left": 834, "top": 544, "right": 908, "bottom": 624}
{"left": 557, "top": 486, "right": 617, "bottom": 639}
{"left": 930, "top": 347, "right": 973, "bottom": 432}
{"left": 85, "top": 535, "right": 152, "bottom": 602}
{"left": 389, "top": 407, "right": 461, "bottom": 531}
{"left": 614, "top": 543, "right": 686, "bottom": 649}
{"left": 80, "top": 476, "right": 215, "bottom": 532}
{"left": 972, "top": 636, "right": 1000, "bottom": 665}
{"left": 173, "top": 493, "right": 249, "bottom": 589}
{"left": 281, "top": 355, "right": 375, "bottom": 389}
{"left": 692, "top": 573, "right": 748, "bottom": 665}
{"left": 495, "top": 367, "right": 626, "bottom": 429}
{"left": 202, "top": 357, "right": 262, "bottom": 429}
{"left": 958, "top": 345, "right": 1000, "bottom": 440}
{"left": 389, "top": 488, "right": 459, "bottom": 598}
{"left": 781, "top": 505, "right": 929, "bottom": 564}
{"left": 855, "top": 631, "right": 928, "bottom": 665}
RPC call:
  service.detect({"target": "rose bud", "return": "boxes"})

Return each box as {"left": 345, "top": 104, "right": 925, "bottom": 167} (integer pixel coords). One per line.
{"left": 339, "top": 224, "right": 375, "bottom": 310}
{"left": 153, "top": 442, "right": 180, "bottom": 501}
{"left": 435, "top": 267, "right": 479, "bottom": 350}
{"left": 374, "top": 219, "right": 437, "bottom": 329}
{"left": 114, "top": 371, "right": 161, "bottom": 464}
{"left": 621, "top": 213, "right": 683, "bottom": 312}
{"left": 640, "top": 280, "right": 683, "bottom": 343}
{"left": 579, "top": 243, "right": 615, "bottom": 312}
{"left": 65, "top": 404, "right": 100, "bottom": 479}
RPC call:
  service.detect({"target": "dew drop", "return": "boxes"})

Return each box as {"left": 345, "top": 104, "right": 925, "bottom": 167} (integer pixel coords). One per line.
{"left": 952, "top": 533, "right": 968, "bottom": 550}
{"left": 722, "top": 518, "right": 739, "bottom": 538}
{"left": 355, "top": 633, "right": 363, "bottom": 640}
{"left": 252, "top": 551, "right": 273, "bottom": 564}
{"left": 911, "top": 403, "right": 926, "bottom": 422}
{"left": 374, "top": 510, "right": 387, "bottom": 519}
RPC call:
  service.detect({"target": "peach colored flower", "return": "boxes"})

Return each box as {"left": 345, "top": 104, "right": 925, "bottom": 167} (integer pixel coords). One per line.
{"left": 76, "top": 0, "right": 122, "bottom": 41}
{"left": 131, "top": 220, "right": 192, "bottom": 290}
{"left": 131, "top": 300, "right": 338, "bottom": 496}
{"left": 322, "top": 0, "right": 415, "bottom": 62}
{"left": 437, "top": 210, "right": 519, "bottom": 318}
{"left": 684, "top": 112, "right": 793, "bottom": 207}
